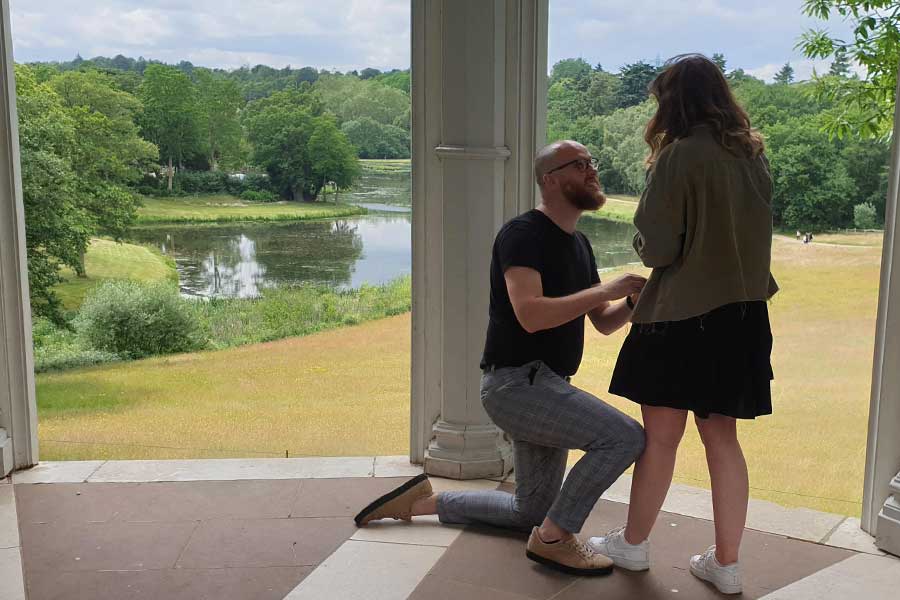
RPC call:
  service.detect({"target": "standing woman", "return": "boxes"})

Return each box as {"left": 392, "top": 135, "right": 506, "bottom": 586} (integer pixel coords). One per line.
{"left": 589, "top": 54, "right": 778, "bottom": 595}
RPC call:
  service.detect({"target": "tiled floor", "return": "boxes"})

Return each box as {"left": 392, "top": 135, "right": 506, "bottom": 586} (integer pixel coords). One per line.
{"left": 409, "top": 498, "right": 853, "bottom": 599}
{"left": 5, "top": 459, "right": 900, "bottom": 599}
{"left": 15, "top": 477, "right": 406, "bottom": 599}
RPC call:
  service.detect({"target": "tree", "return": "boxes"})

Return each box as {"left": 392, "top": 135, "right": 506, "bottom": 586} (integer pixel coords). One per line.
{"left": 314, "top": 74, "right": 410, "bottom": 130}
{"left": 618, "top": 61, "right": 660, "bottom": 108}
{"left": 375, "top": 70, "right": 411, "bottom": 94}
{"left": 842, "top": 138, "right": 891, "bottom": 220}
{"left": 341, "top": 117, "right": 409, "bottom": 159}
{"left": 359, "top": 68, "right": 382, "bottom": 80}
{"left": 138, "top": 64, "right": 201, "bottom": 190}
{"left": 194, "top": 68, "right": 244, "bottom": 170}
{"left": 593, "top": 100, "right": 657, "bottom": 195}
{"left": 766, "top": 116, "right": 858, "bottom": 230}
{"left": 798, "top": 0, "right": 900, "bottom": 138}
{"left": 47, "top": 70, "right": 156, "bottom": 276}
{"left": 16, "top": 65, "right": 89, "bottom": 320}
{"left": 828, "top": 46, "right": 851, "bottom": 77}
{"left": 244, "top": 87, "right": 358, "bottom": 201}
{"left": 550, "top": 58, "right": 592, "bottom": 85}
{"left": 774, "top": 62, "right": 795, "bottom": 85}
{"left": 712, "top": 53, "right": 727, "bottom": 73}
{"left": 587, "top": 69, "right": 622, "bottom": 116}
{"left": 732, "top": 77, "right": 825, "bottom": 130}
{"left": 309, "top": 116, "right": 360, "bottom": 198}
{"left": 295, "top": 67, "right": 319, "bottom": 84}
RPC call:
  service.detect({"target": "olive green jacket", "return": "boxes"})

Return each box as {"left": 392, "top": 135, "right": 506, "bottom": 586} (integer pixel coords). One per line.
{"left": 631, "top": 125, "right": 779, "bottom": 323}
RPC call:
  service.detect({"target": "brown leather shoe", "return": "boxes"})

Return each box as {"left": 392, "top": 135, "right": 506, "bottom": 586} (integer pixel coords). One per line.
{"left": 354, "top": 474, "right": 433, "bottom": 526}
{"left": 526, "top": 527, "right": 614, "bottom": 576}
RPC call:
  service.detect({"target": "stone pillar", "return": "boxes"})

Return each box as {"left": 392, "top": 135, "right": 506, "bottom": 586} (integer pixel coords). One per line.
{"left": 410, "top": 0, "right": 548, "bottom": 478}
{"left": 0, "top": 0, "right": 39, "bottom": 475}
{"left": 862, "top": 61, "right": 900, "bottom": 557}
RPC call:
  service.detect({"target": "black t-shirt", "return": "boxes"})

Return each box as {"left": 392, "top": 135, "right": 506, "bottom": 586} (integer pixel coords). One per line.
{"left": 480, "top": 209, "right": 601, "bottom": 377}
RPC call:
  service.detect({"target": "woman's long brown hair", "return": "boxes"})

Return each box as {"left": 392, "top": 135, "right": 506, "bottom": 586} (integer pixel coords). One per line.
{"left": 645, "top": 54, "right": 764, "bottom": 166}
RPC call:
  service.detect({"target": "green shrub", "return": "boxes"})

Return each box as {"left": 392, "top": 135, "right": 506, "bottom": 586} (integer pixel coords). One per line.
{"left": 135, "top": 170, "right": 275, "bottom": 198}
{"left": 854, "top": 202, "right": 879, "bottom": 230}
{"left": 31, "top": 317, "right": 121, "bottom": 372}
{"left": 193, "top": 275, "right": 412, "bottom": 349}
{"left": 240, "top": 189, "right": 278, "bottom": 202}
{"left": 74, "top": 280, "right": 203, "bottom": 359}
{"left": 177, "top": 170, "right": 230, "bottom": 194}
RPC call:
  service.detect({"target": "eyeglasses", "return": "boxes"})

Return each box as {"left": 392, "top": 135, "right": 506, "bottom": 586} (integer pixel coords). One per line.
{"left": 545, "top": 157, "right": 600, "bottom": 175}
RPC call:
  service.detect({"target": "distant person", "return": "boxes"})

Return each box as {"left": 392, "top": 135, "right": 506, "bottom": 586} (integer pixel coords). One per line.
{"left": 796, "top": 230, "right": 802, "bottom": 240}
{"left": 803, "top": 234, "right": 809, "bottom": 244}
{"left": 355, "top": 140, "right": 647, "bottom": 577}
{"left": 589, "top": 54, "right": 778, "bottom": 596}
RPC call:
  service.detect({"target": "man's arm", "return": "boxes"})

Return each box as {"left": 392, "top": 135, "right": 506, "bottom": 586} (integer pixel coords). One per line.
{"left": 505, "top": 267, "right": 644, "bottom": 334}
{"left": 587, "top": 289, "right": 638, "bottom": 335}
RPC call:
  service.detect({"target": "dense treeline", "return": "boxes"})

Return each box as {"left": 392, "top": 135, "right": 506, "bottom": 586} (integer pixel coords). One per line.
{"left": 35, "top": 54, "right": 412, "bottom": 165}
{"left": 20, "top": 55, "right": 412, "bottom": 320}
{"left": 546, "top": 57, "right": 891, "bottom": 234}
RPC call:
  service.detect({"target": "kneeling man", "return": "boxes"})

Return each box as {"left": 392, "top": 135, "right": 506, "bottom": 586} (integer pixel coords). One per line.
{"left": 356, "top": 141, "right": 646, "bottom": 576}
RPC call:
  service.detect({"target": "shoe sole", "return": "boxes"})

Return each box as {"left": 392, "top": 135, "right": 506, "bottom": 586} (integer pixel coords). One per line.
{"left": 611, "top": 556, "right": 650, "bottom": 572}
{"left": 525, "top": 550, "right": 614, "bottom": 577}
{"left": 589, "top": 542, "right": 650, "bottom": 571}
{"left": 689, "top": 564, "right": 742, "bottom": 595}
{"left": 354, "top": 473, "right": 429, "bottom": 527}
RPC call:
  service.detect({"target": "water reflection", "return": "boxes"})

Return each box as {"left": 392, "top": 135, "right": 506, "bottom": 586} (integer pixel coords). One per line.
{"left": 578, "top": 217, "right": 641, "bottom": 271}
{"left": 129, "top": 213, "right": 638, "bottom": 299}
{"left": 199, "top": 234, "right": 265, "bottom": 298}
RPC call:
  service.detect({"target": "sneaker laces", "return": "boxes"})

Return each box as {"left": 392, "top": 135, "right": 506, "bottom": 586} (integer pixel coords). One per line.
{"left": 570, "top": 538, "right": 595, "bottom": 562}
{"left": 699, "top": 544, "right": 717, "bottom": 567}
{"left": 606, "top": 525, "right": 626, "bottom": 541}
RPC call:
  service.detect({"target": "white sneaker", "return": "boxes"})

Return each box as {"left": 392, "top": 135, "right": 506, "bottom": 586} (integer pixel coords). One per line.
{"left": 689, "top": 545, "right": 742, "bottom": 595}
{"left": 587, "top": 526, "right": 650, "bottom": 571}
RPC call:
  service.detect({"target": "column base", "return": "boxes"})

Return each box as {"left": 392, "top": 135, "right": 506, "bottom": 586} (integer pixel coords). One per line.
{"left": 876, "top": 472, "right": 900, "bottom": 557}
{"left": 0, "top": 429, "right": 12, "bottom": 477}
{"left": 424, "top": 420, "right": 513, "bottom": 480}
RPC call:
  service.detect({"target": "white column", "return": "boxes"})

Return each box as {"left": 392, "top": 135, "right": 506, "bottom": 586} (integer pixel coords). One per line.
{"left": 410, "top": 0, "right": 548, "bottom": 478}
{"left": 862, "top": 61, "right": 900, "bottom": 557}
{"left": 0, "top": 0, "right": 39, "bottom": 475}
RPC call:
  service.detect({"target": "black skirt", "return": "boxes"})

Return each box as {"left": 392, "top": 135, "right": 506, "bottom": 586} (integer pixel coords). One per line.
{"left": 609, "top": 301, "right": 773, "bottom": 419}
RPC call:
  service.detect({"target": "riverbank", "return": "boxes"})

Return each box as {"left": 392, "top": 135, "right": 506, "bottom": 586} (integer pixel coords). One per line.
{"left": 36, "top": 235, "right": 879, "bottom": 517}
{"left": 53, "top": 238, "right": 177, "bottom": 311}
{"left": 137, "top": 195, "right": 367, "bottom": 224}
{"left": 591, "top": 194, "right": 639, "bottom": 223}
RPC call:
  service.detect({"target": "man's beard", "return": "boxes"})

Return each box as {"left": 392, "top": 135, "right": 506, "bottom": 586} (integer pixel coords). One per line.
{"left": 562, "top": 180, "right": 606, "bottom": 211}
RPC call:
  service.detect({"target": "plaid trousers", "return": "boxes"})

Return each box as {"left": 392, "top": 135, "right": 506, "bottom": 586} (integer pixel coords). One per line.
{"left": 437, "top": 360, "right": 645, "bottom": 534}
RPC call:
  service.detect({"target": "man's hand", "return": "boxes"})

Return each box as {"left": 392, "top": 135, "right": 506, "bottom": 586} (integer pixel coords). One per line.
{"left": 596, "top": 273, "right": 646, "bottom": 302}
{"left": 629, "top": 291, "right": 641, "bottom": 307}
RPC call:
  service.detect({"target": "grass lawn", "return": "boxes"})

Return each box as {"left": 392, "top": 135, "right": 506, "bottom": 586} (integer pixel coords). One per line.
{"left": 359, "top": 158, "right": 410, "bottom": 174}
{"left": 585, "top": 194, "right": 639, "bottom": 224}
{"left": 137, "top": 195, "right": 367, "bottom": 224}
{"left": 810, "top": 231, "right": 884, "bottom": 247}
{"left": 53, "top": 238, "right": 177, "bottom": 311}
{"left": 35, "top": 232, "right": 878, "bottom": 517}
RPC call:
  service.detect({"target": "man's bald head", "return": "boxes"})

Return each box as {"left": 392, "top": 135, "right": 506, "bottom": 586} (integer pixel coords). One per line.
{"left": 534, "top": 140, "right": 586, "bottom": 187}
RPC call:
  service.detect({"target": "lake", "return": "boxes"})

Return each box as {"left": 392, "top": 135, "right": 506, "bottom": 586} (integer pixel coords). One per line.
{"left": 128, "top": 163, "right": 640, "bottom": 298}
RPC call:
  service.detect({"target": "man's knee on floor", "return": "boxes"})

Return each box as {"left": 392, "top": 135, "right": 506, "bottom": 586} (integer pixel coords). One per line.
{"left": 512, "top": 500, "right": 551, "bottom": 529}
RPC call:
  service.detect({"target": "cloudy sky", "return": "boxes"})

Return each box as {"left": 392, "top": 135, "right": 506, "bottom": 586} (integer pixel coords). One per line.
{"left": 10, "top": 0, "right": 857, "bottom": 82}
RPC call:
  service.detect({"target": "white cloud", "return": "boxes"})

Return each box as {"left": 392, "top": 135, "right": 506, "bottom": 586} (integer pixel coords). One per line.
{"left": 10, "top": 0, "right": 857, "bottom": 77}
{"left": 10, "top": 0, "right": 411, "bottom": 70}
{"left": 746, "top": 58, "right": 866, "bottom": 82}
